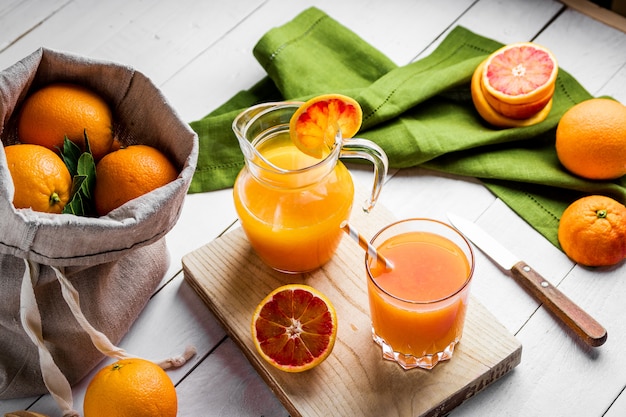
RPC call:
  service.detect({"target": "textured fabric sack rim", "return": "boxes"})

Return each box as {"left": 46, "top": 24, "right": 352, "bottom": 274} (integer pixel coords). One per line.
{"left": 0, "top": 47, "right": 199, "bottom": 267}
{"left": 0, "top": 48, "right": 199, "bottom": 414}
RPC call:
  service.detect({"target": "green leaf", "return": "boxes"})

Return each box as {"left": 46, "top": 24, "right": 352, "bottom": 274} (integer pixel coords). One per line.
{"left": 59, "top": 136, "right": 82, "bottom": 177}
{"left": 61, "top": 133, "right": 98, "bottom": 217}
{"left": 77, "top": 152, "right": 96, "bottom": 198}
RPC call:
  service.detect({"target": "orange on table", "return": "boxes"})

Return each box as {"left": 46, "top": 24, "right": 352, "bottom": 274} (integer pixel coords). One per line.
{"left": 94, "top": 144, "right": 178, "bottom": 216}
{"left": 471, "top": 42, "right": 557, "bottom": 127}
{"left": 555, "top": 98, "right": 626, "bottom": 180}
{"left": 558, "top": 195, "right": 626, "bottom": 266}
{"left": 17, "top": 82, "right": 114, "bottom": 160}
{"left": 83, "top": 358, "right": 177, "bottom": 417}
{"left": 4, "top": 143, "right": 72, "bottom": 214}
{"left": 251, "top": 284, "right": 338, "bottom": 372}
{"left": 289, "top": 93, "right": 362, "bottom": 158}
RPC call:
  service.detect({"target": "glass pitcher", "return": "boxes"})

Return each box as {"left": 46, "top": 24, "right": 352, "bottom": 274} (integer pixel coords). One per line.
{"left": 232, "top": 101, "right": 387, "bottom": 274}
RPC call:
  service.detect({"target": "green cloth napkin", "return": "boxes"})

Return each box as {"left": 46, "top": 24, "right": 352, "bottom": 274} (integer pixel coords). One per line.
{"left": 188, "top": 6, "right": 626, "bottom": 248}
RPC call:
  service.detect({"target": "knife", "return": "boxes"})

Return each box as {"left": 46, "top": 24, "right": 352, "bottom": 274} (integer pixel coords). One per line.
{"left": 447, "top": 212, "right": 607, "bottom": 347}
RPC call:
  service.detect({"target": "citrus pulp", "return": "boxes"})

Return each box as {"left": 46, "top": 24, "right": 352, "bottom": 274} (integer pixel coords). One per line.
{"left": 471, "top": 60, "right": 553, "bottom": 128}
{"left": 482, "top": 42, "right": 558, "bottom": 105}
{"left": 251, "top": 284, "right": 338, "bottom": 372}
{"left": 289, "top": 93, "right": 362, "bottom": 158}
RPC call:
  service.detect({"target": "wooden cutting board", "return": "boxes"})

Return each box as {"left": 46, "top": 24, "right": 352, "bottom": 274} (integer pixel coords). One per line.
{"left": 182, "top": 198, "right": 522, "bottom": 417}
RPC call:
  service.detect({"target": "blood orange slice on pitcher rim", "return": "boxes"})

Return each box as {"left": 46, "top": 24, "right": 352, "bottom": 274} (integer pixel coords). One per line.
{"left": 289, "top": 93, "right": 362, "bottom": 158}
{"left": 482, "top": 42, "right": 558, "bottom": 105}
{"left": 251, "top": 284, "right": 338, "bottom": 372}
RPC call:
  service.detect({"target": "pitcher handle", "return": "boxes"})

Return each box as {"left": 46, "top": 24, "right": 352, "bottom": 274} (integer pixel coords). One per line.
{"left": 340, "top": 138, "right": 388, "bottom": 213}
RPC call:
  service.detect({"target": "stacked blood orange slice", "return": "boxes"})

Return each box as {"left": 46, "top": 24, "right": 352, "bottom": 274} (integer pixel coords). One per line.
{"left": 471, "top": 42, "right": 558, "bottom": 128}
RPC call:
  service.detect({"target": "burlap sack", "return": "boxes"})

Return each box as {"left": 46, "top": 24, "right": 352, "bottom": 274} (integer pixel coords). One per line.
{"left": 0, "top": 47, "right": 198, "bottom": 411}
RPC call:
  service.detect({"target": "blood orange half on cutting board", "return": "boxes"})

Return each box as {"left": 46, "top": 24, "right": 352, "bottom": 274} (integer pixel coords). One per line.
{"left": 251, "top": 284, "right": 338, "bottom": 372}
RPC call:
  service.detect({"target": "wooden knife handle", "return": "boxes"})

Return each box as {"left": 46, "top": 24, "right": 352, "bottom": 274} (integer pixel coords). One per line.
{"left": 511, "top": 261, "right": 607, "bottom": 347}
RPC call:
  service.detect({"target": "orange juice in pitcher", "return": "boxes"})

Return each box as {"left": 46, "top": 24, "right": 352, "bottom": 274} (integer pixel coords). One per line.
{"left": 232, "top": 101, "right": 387, "bottom": 273}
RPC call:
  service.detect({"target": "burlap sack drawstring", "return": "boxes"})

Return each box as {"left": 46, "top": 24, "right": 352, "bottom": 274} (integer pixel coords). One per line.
{"left": 19, "top": 258, "right": 196, "bottom": 417}
{"left": 20, "top": 260, "right": 79, "bottom": 417}
{"left": 51, "top": 265, "right": 134, "bottom": 362}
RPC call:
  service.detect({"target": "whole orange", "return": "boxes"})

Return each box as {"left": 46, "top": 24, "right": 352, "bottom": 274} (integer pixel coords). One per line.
{"left": 555, "top": 98, "right": 626, "bottom": 180}
{"left": 4, "top": 143, "right": 72, "bottom": 214}
{"left": 94, "top": 144, "right": 178, "bottom": 216}
{"left": 557, "top": 195, "right": 626, "bottom": 266}
{"left": 83, "top": 358, "right": 177, "bottom": 417}
{"left": 17, "top": 82, "right": 114, "bottom": 160}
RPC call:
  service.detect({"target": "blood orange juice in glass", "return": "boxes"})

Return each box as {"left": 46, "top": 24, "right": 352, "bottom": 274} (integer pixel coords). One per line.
{"left": 232, "top": 102, "right": 387, "bottom": 273}
{"left": 366, "top": 218, "right": 474, "bottom": 370}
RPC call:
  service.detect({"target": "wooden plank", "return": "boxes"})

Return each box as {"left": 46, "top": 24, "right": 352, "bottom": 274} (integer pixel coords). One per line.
{"left": 418, "top": 0, "right": 564, "bottom": 58}
{"left": 0, "top": 0, "right": 265, "bottom": 86}
{"left": 606, "top": 388, "right": 626, "bottom": 417}
{"left": 0, "top": 0, "right": 68, "bottom": 53}
{"left": 560, "top": 0, "right": 626, "bottom": 33}
{"left": 163, "top": 189, "right": 238, "bottom": 281}
{"left": 537, "top": 7, "right": 626, "bottom": 97}
{"left": 183, "top": 197, "right": 522, "bottom": 417}
{"left": 176, "top": 338, "right": 289, "bottom": 416}
{"left": 0, "top": 0, "right": 152, "bottom": 69}
{"left": 162, "top": 0, "right": 477, "bottom": 121}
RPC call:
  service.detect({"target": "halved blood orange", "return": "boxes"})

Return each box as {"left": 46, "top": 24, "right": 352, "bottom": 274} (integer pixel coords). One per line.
{"left": 471, "top": 60, "right": 553, "bottom": 128}
{"left": 482, "top": 80, "right": 554, "bottom": 119}
{"left": 289, "top": 94, "right": 362, "bottom": 158}
{"left": 482, "top": 42, "right": 558, "bottom": 105}
{"left": 251, "top": 284, "right": 338, "bottom": 373}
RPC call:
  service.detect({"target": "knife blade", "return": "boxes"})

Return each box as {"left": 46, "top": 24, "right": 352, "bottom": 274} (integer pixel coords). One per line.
{"left": 447, "top": 212, "right": 607, "bottom": 347}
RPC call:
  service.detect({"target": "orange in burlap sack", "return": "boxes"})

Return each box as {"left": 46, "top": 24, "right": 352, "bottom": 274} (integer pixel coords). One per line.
{"left": 0, "top": 48, "right": 198, "bottom": 416}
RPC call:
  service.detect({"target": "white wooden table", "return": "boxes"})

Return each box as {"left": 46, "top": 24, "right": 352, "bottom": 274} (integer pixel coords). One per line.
{"left": 2, "top": 1, "right": 626, "bottom": 416}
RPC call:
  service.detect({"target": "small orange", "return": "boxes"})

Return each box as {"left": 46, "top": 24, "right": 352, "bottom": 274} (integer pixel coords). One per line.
{"left": 94, "top": 144, "right": 178, "bottom": 216}
{"left": 555, "top": 98, "right": 626, "bottom": 180}
{"left": 471, "top": 60, "right": 553, "bottom": 128}
{"left": 251, "top": 284, "right": 338, "bottom": 372}
{"left": 4, "top": 143, "right": 72, "bottom": 213}
{"left": 289, "top": 94, "right": 362, "bottom": 158}
{"left": 83, "top": 358, "right": 177, "bottom": 417}
{"left": 558, "top": 195, "right": 626, "bottom": 266}
{"left": 17, "top": 82, "right": 114, "bottom": 160}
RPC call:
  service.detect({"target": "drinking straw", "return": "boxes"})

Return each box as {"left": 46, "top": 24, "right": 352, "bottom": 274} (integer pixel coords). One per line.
{"left": 340, "top": 221, "right": 394, "bottom": 270}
